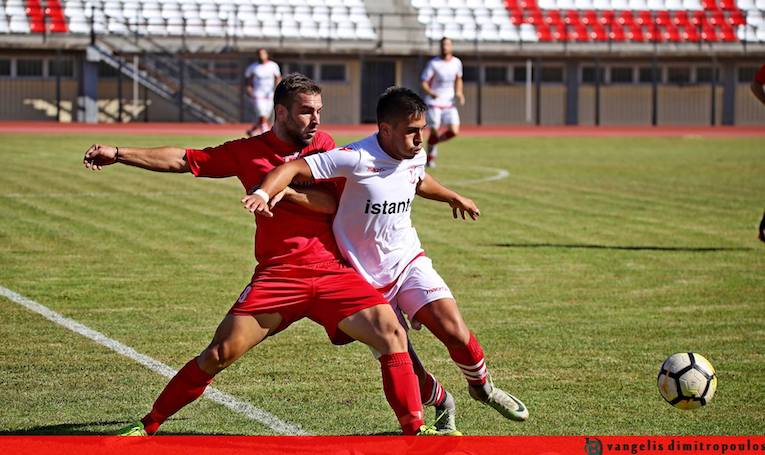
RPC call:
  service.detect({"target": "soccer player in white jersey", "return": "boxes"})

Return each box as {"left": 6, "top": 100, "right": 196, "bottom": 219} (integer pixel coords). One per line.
{"left": 420, "top": 37, "right": 464, "bottom": 168}
{"left": 244, "top": 87, "right": 529, "bottom": 430}
{"left": 244, "top": 48, "right": 282, "bottom": 137}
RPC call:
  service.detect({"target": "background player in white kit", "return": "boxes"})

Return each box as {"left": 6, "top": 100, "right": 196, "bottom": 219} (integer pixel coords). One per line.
{"left": 244, "top": 87, "right": 529, "bottom": 429}
{"left": 420, "top": 37, "right": 464, "bottom": 168}
{"left": 244, "top": 49, "right": 282, "bottom": 137}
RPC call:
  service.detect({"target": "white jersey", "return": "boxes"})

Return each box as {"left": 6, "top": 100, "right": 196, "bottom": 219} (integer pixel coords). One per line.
{"left": 420, "top": 56, "right": 463, "bottom": 108}
{"left": 245, "top": 61, "right": 281, "bottom": 99}
{"left": 304, "top": 134, "right": 427, "bottom": 289}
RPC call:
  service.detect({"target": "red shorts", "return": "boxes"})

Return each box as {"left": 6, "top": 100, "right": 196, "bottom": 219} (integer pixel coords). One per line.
{"left": 229, "top": 260, "right": 388, "bottom": 345}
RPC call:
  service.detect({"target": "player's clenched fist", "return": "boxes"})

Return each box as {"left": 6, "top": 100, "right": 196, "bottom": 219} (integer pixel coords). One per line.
{"left": 241, "top": 191, "right": 274, "bottom": 218}
{"left": 83, "top": 144, "right": 118, "bottom": 170}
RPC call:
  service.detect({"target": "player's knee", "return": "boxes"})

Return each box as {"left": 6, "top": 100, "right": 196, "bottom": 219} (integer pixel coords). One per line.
{"left": 377, "top": 322, "right": 407, "bottom": 353}
{"left": 200, "top": 342, "right": 238, "bottom": 373}
{"left": 437, "top": 319, "right": 470, "bottom": 349}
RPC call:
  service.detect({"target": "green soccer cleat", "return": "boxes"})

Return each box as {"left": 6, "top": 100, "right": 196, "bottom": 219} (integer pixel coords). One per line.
{"left": 116, "top": 422, "right": 148, "bottom": 436}
{"left": 468, "top": 380, "right": 529, "bottom": 422}
{"left": 415, "top": 424, "right": 441, "bottom": 436}
{"left": 434, "top": 392, "right": 462, "bottom": 436}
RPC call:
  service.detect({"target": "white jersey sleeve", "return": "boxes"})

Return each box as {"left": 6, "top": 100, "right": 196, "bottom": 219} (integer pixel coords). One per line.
{"left": 420, "top": 59, "right": 435, "bottom": 83}
{"left": 304, "top": 147, "right": 361, "bottom": 180}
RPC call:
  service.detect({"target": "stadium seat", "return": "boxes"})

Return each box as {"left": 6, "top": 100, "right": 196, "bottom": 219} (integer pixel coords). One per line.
{"left": 499, "top": 23, "right": 520, "bottom": 40}
{"left": 519, "top": 22, "right": 539, "bottom": 40}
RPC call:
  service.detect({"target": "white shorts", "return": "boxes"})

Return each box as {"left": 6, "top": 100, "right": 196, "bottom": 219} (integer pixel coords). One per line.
{"left": 426, "top": 105, "right": 460, "bottom": 130}
{"left": 382, "top": 255, "right": 454, "bottom": 330}
{"left": 253, "top": 97, "right": 274, "bottom": 118}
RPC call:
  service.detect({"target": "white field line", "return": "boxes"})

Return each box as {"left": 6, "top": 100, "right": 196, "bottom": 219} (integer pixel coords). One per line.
{"left": 447, "top": 166, "right": 510, "bottom": 186}
{"left": 0, "top": 285, "right": 309, "bottom": 436}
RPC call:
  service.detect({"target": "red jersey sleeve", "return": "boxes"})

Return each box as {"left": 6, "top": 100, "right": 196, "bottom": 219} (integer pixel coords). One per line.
{"left": 186, "top": 140, "right": 242, "bottom": 178}
{"left": 756, "top": 64, "right": 765, "bottom": 85}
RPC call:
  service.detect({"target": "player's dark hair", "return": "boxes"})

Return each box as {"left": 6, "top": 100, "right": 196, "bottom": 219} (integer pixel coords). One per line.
{"left": 376, "top": 86, "right": 427, "bottom": 125}
{"left": 274, "top": 73, "right": 321, "bottom": 108}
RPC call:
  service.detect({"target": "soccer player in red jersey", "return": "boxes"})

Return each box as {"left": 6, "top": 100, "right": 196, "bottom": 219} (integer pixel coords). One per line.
{"left": 751, "top": 64, "right": 765, "bottom": 243}
{"left": 82, "top": 74, "right": 435, "bottom": 436}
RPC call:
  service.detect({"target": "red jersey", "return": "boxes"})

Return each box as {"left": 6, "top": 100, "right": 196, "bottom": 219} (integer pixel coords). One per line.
{"left": 186, "top": 130, "right": 340, "bottom": 267}
{"left": 756, "top": 64, "right": 765, "bottom": 85}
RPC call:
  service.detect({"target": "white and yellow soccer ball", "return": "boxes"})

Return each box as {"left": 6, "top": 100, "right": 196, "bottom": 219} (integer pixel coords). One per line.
{"left": 657, "top": 352, "right": 717, "bottom": 410}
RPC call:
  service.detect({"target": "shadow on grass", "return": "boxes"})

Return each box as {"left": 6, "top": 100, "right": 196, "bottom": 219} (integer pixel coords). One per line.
{"left": 0, "top": 419, "right": 230, "bottom": 436}
{"left": 492, "top": 243, "right": 754, "bottom": 252}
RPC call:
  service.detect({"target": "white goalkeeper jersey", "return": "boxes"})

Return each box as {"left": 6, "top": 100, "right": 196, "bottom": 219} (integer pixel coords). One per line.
{"left": 304, "top": 134, "right": 427, "bottom": 289}
{"left": 420, "top": 56, "right": 463, "bottom": 108}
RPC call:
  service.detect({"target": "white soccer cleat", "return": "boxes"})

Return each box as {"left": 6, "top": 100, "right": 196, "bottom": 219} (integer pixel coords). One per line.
{"left": 468, "top": 381, "right": 529, "bottom": 422}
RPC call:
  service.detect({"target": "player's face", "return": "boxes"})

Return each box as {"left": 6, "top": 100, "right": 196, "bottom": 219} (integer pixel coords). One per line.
{"left": 282, "top": 92, "right": 322, "bottom": 147}
{"left": 383, "top": 112, "right": 426, "bottom": 160}
{"left": 258, "top": 49, "right": 268, "bottom": 63}
{"left": 440, "top": 39, "right": 453, "bottom": 57}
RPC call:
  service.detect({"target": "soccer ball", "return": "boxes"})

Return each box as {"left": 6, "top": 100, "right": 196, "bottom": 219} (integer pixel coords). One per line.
{"left": 657, "top": 352, "right": 717, "bottom": 410}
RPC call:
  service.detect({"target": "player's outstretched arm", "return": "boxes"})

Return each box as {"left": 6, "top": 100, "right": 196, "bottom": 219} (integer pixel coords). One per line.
{"left": 751, "top": 80, "right": 765, "bottom": 106}
{"left": 83, "top": 144, "right": 190, "bottom": 173}
{"left": 416, "top": 173, "right": 480, "bottom": 220}
{"left": 241, "top": 158, "right": 314, "bottom": 217}
{"left": 269, "top": 186, "right": 337, "bottom": 215}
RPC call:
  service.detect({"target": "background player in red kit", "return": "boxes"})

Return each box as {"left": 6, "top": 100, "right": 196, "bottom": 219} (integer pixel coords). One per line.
{"left": 82, "top": 74, "right": 431, "bottom": 436}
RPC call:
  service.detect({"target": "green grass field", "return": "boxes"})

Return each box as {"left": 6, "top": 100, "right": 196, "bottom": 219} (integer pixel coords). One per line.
{"left": 0, "top": 132, "right": 763, "bottom": 436}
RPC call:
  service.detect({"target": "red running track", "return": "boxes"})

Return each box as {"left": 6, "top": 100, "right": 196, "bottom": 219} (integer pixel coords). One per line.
{"left": 0, "top": 121, "right": 763, "bottom": 137}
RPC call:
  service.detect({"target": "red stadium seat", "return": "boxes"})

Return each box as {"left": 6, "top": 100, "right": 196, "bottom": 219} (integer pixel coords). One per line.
{"left": 510, "top": 9, "right": 524, "bottom": 24}
{"left": 617, "top": 11, "right": 635, "bottom": 26}
{"left": 609, "top": 23, "right": 626, "bottom": 41}
{"left": 505, "top": 0, "right": 519, "bottom": 9}
{"left": 526, "top": 10, "right": 544, "bottom": 24}
{"left": 564, "top": 10, "right": 580, "bottom": 26}
{"left": 571, "top": 24, "right": 589, "bottom": 41}
{"left": 589, "top": 23, "right": 607, "bottom": 40}
{"left": 626, "top": 24, "right": 644, "bottom": 41}
{"left": 582, "top": 10, "right": 599, "bottom": 26}
{"left": 709, "top": 11, "right": 725, "bottom": 26}
{"left": 719, "top": 23, "right": 736, "bottom": 41}
{"left": 552, "top": 25, "right": 569, "bottom": 41}
{"left": 637, "top": 11, "right": 653, "bottom": 26}
{"left": 690, "top": 11, "right": 706, "bottom": 27}
{"left": 644, "top": 24, "right": 661, "bottom": 42}
{"left": 729, "top": 11, "right": 745, "bottom": 26}
{"left": 701, "top": 0, "right": 718, "bottom": 9}
{"left": 662, "top": 24, "right": 681, "bottom": 42}
{"left": 701, "top": 25, "right": 718, "bottom": 41}
{"left": 545, "top": 10, "right": 562, "bottom": 26}
{"left": 718, "top": 0, "right": 737, "bottom": 10}
{"left": 599, "top": 10, "right": 615, "bottom": 26}
{"left": 655, "top": 11, "right": 671, "bottom": 26}
{"left": 520, "top": 0, "right": 539, "bottom": 10}
{"left": 683, "top": 25, "right": 701, "bottom": 41}
{"left": 672, "top": 11, "right": 689, "bottom": 27}
{"left": 537, "top": 24, "right": 552, "bottom": 41}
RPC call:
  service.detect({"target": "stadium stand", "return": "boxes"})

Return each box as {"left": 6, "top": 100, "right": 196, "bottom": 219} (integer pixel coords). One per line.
{"left": 410, "top": 0, "right": 765, "bottom": 42}
{"left": 0, "top": 0, "right": 764, "bottom": 126}
{"left": 0, "top": 0, "right": 378, "bottom": 41}
{"left": 0, "top": 0, "right": 761, "bottom": 42}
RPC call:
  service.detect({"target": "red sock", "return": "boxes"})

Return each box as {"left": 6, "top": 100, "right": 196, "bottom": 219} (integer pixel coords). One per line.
{"left": 141, "top": 357, "right": 214, "bottom": 434}
{"left": 427, "top": 134, "right": 440, "bottom": 146}
{"left": 438, "top": 130, "right": 456, "bottom": 143}
{"left": 447, "top": 332, "right": 489, "bottom": 386}
{"left": 379, "top": 352, "right": 424, "bottom": 435}
{"left": 420, "top": 372, "right": 446, "bottom": 407}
